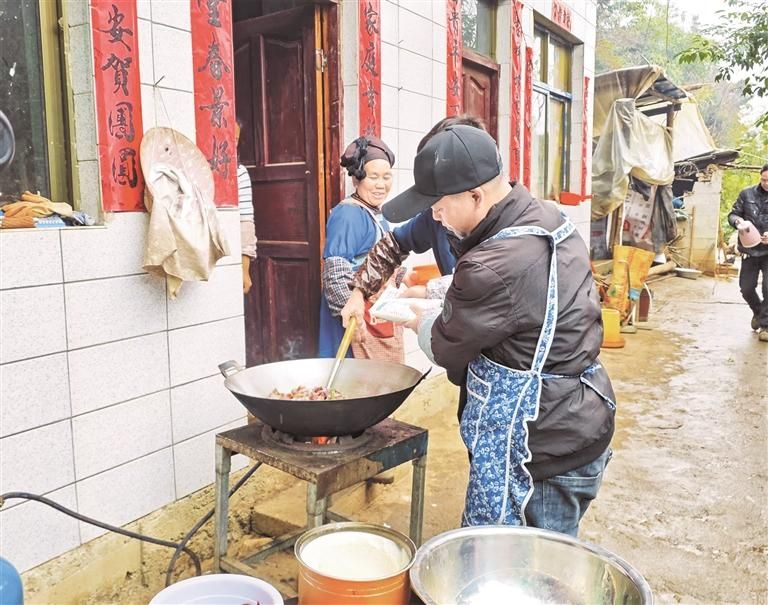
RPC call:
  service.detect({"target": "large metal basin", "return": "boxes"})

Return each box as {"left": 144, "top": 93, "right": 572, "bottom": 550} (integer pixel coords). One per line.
{"left": 220, "top": 358, "right": 428, "bottom": 436}
{"left": 410, "top": 526, "right": 652, "bottom": 605}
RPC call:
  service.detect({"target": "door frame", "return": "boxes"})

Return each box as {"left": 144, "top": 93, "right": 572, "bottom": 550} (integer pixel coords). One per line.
{"left": 314, "top": 2, "right": 342, "bottom": 253}
{"left": 231, "top": 2, "right": 340, "bottom": 362}
{"left": 232, "top": 2, "right": 340, "bottom": 252}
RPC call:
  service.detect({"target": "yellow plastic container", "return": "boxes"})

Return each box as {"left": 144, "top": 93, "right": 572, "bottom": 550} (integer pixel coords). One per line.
{"left": 601, "top": 308, "right": 625, "bottom": 349}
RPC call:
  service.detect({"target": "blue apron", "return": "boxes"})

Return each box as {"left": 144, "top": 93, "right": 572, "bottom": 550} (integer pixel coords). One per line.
{"left": 459, "top": 215, "right": 616, "bottom": 527}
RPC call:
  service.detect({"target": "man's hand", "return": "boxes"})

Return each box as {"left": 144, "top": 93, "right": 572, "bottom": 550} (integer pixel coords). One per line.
{"left": 761, "top": 232, "right": 768, "bottom": 245}
{"left": 735, "top": 218, "right": 749, "bottom": 231}
{"left": 400, "top": 285, "right": 427, "bottom": 299}
{"left": 404, "top": 303, "right": 425, "bottom": 332}
{"left": 341, "top": 288, "right": 368, "bottom": 342}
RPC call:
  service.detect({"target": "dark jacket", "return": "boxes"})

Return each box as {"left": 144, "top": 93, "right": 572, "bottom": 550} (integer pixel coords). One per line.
{"left": 728, "top": 184, "right": 768, "bottom": 257}
{"left": 430, "top": 183, "right": 615, "bottom": 480}
{"left": 392, "top": 209, "right": 457, "bottom": 276}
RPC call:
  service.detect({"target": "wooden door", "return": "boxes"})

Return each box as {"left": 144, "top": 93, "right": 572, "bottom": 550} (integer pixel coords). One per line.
{"left": 234, "top": 7, "right": 320, "bottom": 365}
{"left": 462, "top": 48, "right": 499, "bottom": 140}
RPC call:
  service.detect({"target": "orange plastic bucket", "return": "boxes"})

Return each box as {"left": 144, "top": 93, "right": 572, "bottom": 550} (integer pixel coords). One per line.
{"left": 295, "top": 522, "right": 416, "bottom": 605}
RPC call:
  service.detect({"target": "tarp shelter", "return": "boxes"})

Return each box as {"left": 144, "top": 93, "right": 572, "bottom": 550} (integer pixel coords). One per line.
{"left": 593, "top": 65, "right": 688, "bottom": 139}
{"left": 591, "top": 65, "right": 690, "bottom": 221}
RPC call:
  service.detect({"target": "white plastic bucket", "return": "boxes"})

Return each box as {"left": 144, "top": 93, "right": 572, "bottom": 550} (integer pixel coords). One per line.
{"left": 149, "top": 574, "right": 283, "bottom": 605}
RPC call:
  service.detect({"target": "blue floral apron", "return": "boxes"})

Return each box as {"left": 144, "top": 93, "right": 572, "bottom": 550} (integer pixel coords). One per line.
{"left": 459, "top": 215, "right": 616, "bottom": 527}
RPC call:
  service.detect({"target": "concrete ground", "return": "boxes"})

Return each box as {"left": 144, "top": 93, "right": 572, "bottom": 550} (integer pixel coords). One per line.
{"left": 22, "top": 273, "right": 768, "bottom": 604}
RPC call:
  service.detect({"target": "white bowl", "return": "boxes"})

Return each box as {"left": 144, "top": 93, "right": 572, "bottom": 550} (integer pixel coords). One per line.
{"left": 675, "top": 267, "right": 702, "bottom": 280}
{"left": 149, "top": 574, "right": 283, "bottom": 605}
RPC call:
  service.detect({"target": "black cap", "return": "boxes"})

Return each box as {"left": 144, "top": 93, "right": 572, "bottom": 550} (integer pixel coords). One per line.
{"left": 383, "top": 125, "right": 502, "bottom": 222}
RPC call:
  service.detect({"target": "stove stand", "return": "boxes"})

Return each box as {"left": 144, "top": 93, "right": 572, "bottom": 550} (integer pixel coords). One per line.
{"left": 213, "top": 417, "right": 428, "bottom": 578}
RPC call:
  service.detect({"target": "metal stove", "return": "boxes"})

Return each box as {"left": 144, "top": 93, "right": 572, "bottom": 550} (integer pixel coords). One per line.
{"left": 213, "top": 417, "right": 428, "bottom": 577}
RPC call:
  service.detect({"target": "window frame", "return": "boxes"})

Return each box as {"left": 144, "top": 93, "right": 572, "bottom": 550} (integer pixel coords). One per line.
{"left": 37, "top": 0, "right": 71, "bottom": 203}
{"left": 461, "top": 0, "right": 497, "bottom": 59}
{"left": 531, "top": 26, "right": 573, "bottom": 200}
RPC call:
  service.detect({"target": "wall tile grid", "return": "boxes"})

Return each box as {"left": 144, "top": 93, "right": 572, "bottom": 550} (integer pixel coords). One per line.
{"left": 140, "top": 3, "right": 196, "bottom": 141}
{"left": 378, "top": 3, "right": 446, "bottom": 198}
{"left": 0, "top": 208, "right": 245, "bottom": 570}
{"left": 370, "top": 2, "right": 447, "bottom": 374}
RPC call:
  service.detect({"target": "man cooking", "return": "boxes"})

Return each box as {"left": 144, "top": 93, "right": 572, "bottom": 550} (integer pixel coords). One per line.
{"left": 384, "top": 126, "right": 616, "bottom": 537}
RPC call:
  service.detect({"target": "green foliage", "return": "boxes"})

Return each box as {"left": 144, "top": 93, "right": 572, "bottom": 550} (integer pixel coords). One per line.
{"left": 596, "top": 0, "right": 748, "bottom": 148}
{"left": 677, "top": 0, "right": 768, "bottom": 128}
{"left": 694, "top": 81, "right": 747, "bottom": 149}
{"left": 596, "top": 0, "right": 717, "bottom": 84}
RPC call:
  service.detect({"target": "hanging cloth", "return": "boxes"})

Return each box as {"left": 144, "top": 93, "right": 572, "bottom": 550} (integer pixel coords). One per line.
{"left": 140, "top": 127, "right": 230, "bottom": 299}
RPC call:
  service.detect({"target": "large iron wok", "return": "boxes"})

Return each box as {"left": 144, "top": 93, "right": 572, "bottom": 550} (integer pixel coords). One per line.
{"left": 219, "top": 358, "right": 429, "bottom": 436}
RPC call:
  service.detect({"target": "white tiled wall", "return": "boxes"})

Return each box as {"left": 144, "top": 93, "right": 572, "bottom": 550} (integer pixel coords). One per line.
{"left": 77, "top": 448, "right": 176, "bottom": 542}
{"left": 0, "top": 212, "right": 246, "bottom": 570}
{"left": 139, "top": 1, "right": 196, "bottom": 142}
{"left": 173, "top": 418, "right": 248, "bottom": 499}
{"left": 342, "top": 0, "right": 448, "bottom": 200}
{"left": 67, "top": 332, "right": 170, "bottom": 416}
{"left": 0, "top": 486, "right": 81, "bottom": 573}
{"left": 0, "top": 354, "right": 71, "bottom": 436}
{"left": 0, "top": 3, "right": 245, "bottom": 572}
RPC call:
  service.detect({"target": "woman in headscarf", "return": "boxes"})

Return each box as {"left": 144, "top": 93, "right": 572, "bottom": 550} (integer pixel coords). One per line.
{"left": 318, "top": 135, "right": 403, "bottom": 362}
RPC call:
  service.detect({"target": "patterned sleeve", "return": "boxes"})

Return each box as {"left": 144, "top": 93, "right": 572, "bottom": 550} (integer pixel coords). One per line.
{"left": 425, "top": 275, "right": 453, "bottom": 299}
{"left": 323, "top": 256, "right": 354, "bottom": 316}
{"left": 350, "top": 232, "right": 409, "bottom": 298}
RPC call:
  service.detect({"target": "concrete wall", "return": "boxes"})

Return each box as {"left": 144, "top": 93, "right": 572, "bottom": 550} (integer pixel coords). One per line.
{"left": 676, "top": 170, "right": 722, "bottom": 274}
{"left": 0, "top": 0, "right": 247, "bottom": 574}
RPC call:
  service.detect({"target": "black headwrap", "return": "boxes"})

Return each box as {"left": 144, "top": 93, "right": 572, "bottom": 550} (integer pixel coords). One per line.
{"left": 340, "top": 135, "right": 395, "bottom": 180}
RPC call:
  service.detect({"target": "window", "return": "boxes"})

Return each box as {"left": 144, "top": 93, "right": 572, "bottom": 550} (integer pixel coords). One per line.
{"left": 531, "top": 28, "right": 572, "bottom": 201}
{"left": 461, "top": 0, "right": 495, "bottom": 57}
{"left": 0, "top": 0, "right": 68, "bottom": 202}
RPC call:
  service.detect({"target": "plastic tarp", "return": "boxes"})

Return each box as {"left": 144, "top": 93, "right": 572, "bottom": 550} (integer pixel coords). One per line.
{"left": 591, "top": 98, "right": 675, "bottom": 220}
{"left": 593, "top": 65, "right": 664, "bottom": 139}
{"left": 650, "top": 99, "right": 718, "bottom": 163}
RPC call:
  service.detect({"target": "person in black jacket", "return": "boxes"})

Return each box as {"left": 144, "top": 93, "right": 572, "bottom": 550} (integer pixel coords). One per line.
{"left": 387, "top": 125, "right": 615, "bottom": 536}
{"left": 728, "top": 164, "right": 768, "bottom": 341}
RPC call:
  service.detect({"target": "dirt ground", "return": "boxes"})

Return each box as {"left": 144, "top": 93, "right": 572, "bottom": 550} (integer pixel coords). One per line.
{"left": 40, "top": 273, "right": 767, "bottom": 604}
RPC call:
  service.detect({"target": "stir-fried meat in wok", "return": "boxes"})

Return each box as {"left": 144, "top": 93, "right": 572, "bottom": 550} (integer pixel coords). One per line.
{"left": 268, "top": 385, "right": 343, "bottom": 400}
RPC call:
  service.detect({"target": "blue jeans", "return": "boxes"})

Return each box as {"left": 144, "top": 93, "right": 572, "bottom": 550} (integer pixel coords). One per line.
{"left": 524, "top": 448, "right": 612, "bottom": 537}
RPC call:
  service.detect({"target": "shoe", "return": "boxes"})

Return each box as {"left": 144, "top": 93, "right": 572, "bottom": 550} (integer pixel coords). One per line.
{"left": 752, "top": 315, "right": 760, "bottom": 331}
{"left": 759, "top": 330, "right": 768, "bottom": 342}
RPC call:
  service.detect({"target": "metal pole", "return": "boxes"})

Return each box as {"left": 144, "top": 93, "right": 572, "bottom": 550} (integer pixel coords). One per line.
{"left": 409, "top": 456, "right": 427, "bottom": 546}
{"left": 213, "top": 443, "right": 232, "bottom": 572}
{"left": 306, "top": 483, "right": 327, "bottom": 529}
